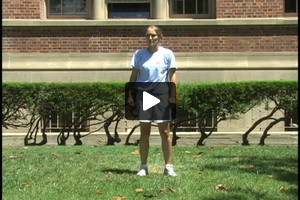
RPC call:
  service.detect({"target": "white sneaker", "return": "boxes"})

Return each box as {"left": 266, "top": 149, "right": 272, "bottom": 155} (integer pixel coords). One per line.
{"left": 137, "top": 165, "right": 148, "bottom": 176}
{"left": 164, "top": 164, "right": 178, "bottom": 177}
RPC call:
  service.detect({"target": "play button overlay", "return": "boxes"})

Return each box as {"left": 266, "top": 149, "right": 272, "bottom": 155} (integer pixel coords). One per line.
{"left": 143, "top": 91, "right": 160, "bottom": 111}
{"left": 125, "top": 82, "right": 176, "bottom": 121}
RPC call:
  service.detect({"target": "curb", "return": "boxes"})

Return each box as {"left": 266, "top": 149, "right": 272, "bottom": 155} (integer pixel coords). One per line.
{"left": 2, "top": 132, "right": 298, "bottom": 146}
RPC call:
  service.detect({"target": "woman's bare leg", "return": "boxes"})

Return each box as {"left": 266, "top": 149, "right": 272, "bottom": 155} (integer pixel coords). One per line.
{"left": 158, "top": 122, "right": 172, "bottom": 164}
{"left": 139, "top": 122, "right": 151, "bottom": 165}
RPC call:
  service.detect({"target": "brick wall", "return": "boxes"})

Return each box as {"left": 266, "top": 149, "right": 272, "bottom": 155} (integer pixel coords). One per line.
{"left": 2, "top": 0, "right": 41, "bottom": 19}
{"left": 2, "top": 0, "right": 297, "bottom": 54}
{"left": 2, "top": 0, "right": 286, "bottom": 19}
{"left": 2, "top": 26, "right": 298, "bottom": 53}
{"left": 217, "top": 0, "right": 284, "bottom": 18}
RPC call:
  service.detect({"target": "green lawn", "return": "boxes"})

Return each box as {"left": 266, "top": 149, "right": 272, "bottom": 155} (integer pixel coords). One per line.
{"left": 3, "top": 145, "right": 298, "bottom": 200}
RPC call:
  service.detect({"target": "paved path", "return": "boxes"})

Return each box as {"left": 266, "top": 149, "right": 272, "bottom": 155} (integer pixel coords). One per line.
{"left": 2, "top": 132, "right": 298, "bottom": 146}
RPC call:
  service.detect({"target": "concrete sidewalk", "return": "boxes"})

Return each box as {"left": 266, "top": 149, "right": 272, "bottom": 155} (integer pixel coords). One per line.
{"left": 2, "top": 132, "right": 298, "bottom": 146}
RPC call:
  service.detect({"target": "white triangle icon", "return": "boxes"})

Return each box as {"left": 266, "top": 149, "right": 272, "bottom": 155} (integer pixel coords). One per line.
{"left": 143, "top": 91, "right": 160, "bottom": 111}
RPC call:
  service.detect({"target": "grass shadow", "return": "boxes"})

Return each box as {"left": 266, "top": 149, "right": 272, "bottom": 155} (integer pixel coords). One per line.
{"left": 205, "top": 155, "right": 298, "bottom": 184}
{"left": 102, "top": 168, "right": 137, "bottom": 175}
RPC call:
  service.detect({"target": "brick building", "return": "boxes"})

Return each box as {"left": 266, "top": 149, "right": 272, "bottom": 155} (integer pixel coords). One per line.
{"left": 2, "top": 0, "right": 298, "bottom": 134}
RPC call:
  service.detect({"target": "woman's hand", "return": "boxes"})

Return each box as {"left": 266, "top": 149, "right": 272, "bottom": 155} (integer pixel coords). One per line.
{"left": 127, "top": 93, "right": 135, "bottom": 107}
{"left": 127, "top": 68, "right": 139, "bottom": 107}
{"left": 168, "top": 96, "right": 176, "bottom": 105}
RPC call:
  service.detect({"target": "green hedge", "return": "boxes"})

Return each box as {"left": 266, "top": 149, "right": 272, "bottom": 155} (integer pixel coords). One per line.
{"left": 2, "top": 80, "right": 297, "bottom": 146}
{"left": 176, "top": 80, "right": 297, "bottom": 145}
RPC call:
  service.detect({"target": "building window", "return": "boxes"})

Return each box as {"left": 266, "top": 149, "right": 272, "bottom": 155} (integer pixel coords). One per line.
{"left": 170, "top": 0, "right": 215, "bottom": 18}
{"left": 107, "top": 0, "right": 151, "bottom": 18}
{"left": 45, "top": 112, "right": 89, "bottom": 132}
{"left": 177, "top": 111, "right": 217, "bottom": 132}
{"left": 284, "top": 0, "right": 298, "bottom": 16}
{"left": 284, "top": 107, "right": 298, "bottom": 131}
{"left": 47, "top": 0, "right": 90, "bottom": 18}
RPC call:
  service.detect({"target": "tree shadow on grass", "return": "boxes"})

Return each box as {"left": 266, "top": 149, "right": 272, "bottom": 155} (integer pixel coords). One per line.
{"left": 102, "top": 168, "right": 136, "bottom": 175}
{"left": 204, "top": 155, "right": 298, "bottom": 184}
{"left": 202, "top": 186, "right": 298, "bottom": 200}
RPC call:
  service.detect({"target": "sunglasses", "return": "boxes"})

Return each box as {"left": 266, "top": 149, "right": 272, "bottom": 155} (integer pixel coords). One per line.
{"left": 145, "top": 34, "right": 158, "bottom": 37}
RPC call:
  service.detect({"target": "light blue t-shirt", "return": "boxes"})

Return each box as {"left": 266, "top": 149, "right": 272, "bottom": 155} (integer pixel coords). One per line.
{"left": 131, "top": 47, "right": 178, "bottom": 83}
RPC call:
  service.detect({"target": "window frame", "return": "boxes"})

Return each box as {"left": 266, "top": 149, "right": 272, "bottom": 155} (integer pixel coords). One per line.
{"left": 46, "top": 0, "right": 91, "bottom": 19}
{"left": 284, "top": 108, "right": 298, "bottom": 132}
{"left": 176, "top": 111, "right": 217, "bottom": 132}
{"left": 283, "top": 0, "right": 298, "bottom": 17}
{"left": 169, "top": 0, "right": 216, "bottom": 19}
{"left": 107, "top": 0, "right": 152, "bottom": 19}
{"left": 45, "top": 111, "right": 90, "bottom": 133}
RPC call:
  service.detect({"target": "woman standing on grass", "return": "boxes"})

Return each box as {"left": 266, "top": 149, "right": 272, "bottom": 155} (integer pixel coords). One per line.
{"left": 127, "top": 25, "right": 178, "bottom": 176}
